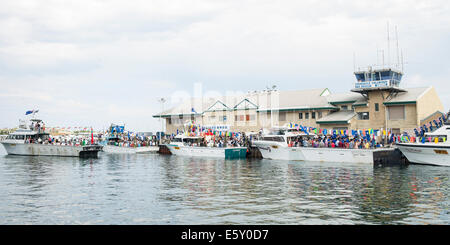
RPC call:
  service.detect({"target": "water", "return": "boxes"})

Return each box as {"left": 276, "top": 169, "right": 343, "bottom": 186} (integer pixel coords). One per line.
{"left": 0, "top": 146, "right": 449, "bottom": 225}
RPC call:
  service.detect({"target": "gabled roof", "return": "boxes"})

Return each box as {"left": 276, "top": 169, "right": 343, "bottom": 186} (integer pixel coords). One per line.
{"left": 205, "top": 100, "right": 230, "bottom": 112}
{"left": 234, "top": 98, "right": 258, "bottom": 110}
{"left": 316, "top": 110, "right": 356, "bottom": 124}
{"left": 383, "top": 87, "right": 431, "bottom": 105}
{"left": 326, "top": 92, "right": 366, "bottom": 105}
{"left": 257, "top": 88, "right": 337, "bottom": 112}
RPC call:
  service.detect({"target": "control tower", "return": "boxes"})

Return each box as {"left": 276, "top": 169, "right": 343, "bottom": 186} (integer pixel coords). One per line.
{"left": 351, "top": 66, "right": 406, "bottom": 97}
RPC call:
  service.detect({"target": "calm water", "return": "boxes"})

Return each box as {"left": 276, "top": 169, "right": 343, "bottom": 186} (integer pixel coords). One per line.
{"left": 0, "top": 146, "right": 449, "bottom": 225}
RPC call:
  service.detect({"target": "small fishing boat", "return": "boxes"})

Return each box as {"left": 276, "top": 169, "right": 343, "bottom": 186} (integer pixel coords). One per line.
{"left": 102, "top": 135, "right": 158, "bottom": 154}
{"left": 396, "top": 123, "right": 450, "bottom": 166}
{"left": 100, "top": 124, "right": 158, "bottom": 154}
{"left": 165, "top": 135, "right": 247, "bottom": 159}
{"left": 0, "top": 118, "right": 102, "bottom": 157}
{"left": 253, "top": 127, "right": 382, "bottom": 164}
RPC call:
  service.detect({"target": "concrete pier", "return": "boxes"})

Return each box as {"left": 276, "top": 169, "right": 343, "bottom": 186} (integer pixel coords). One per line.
{"left": 373, "top": 148, "right": 409, "bottom": 166}
{"left": 158, "top": 144, "right": 172, "bottom": 155}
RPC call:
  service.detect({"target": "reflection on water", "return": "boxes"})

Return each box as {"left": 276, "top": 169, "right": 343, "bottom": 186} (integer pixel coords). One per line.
{"left": 0, "top": 151, "right": 448, "bottom": 224}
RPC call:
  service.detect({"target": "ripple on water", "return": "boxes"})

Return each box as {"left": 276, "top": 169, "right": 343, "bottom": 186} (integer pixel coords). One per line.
{"left": 0, "top": 154, "right": 449, "bottom": 224}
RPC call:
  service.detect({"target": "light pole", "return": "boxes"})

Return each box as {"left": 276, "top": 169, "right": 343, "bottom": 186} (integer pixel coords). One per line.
{"left": 158, "top": 97, "right": 166, "bottom": 145}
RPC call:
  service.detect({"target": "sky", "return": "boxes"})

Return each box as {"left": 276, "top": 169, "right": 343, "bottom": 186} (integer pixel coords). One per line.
{"left": 1, "top": 0, "right": 449, "bottom": 132}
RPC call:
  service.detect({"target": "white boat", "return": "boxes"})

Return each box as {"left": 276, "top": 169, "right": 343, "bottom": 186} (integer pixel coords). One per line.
{"left": 165, "top": 135, "right": 247, "bottom": 159}
{"left": 396, "top": 123, "right": 450, "bottom": 166}
{"left": 102, "top": 145, "right": 158, "bottom": 154}
{"left": 253, "top": 127, "right": 381, "bottom": 164}
{"left": 100, "top": 123, "right": 159, "bottom": 154}
{"left": 101, "top": 135, "right": 158, "bottom": 154}
{"left": 0, "top": 119, "right": 102, "bottom": 157}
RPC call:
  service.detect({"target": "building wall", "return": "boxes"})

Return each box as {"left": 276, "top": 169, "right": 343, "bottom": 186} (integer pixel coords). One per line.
{"left": 385, "top": 104, "right": 418, "bottom": 133}
{"left": 416, "top": 87, "right": 444, "bottom": 124}
{"left": 161, "top": 87, "right": 445, "bottom": 135}
{"left": 353, "top": 91, "right": 389, "bottom": 130}
{"left": 420, "top": 111, "right": 444, "bottom": 128}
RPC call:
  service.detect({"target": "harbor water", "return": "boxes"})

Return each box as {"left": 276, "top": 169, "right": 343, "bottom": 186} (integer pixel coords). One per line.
{"left": 0, "top": 146, "right": 448, "bottom": 225}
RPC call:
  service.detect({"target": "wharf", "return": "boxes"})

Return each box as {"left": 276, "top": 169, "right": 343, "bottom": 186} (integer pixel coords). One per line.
{"left": 158, "top": 144, "right": 172, "bottom": 155}
{"left": 372, "top": 147, "right": 409, "bottom": 166}
{"left": 156, "top": 145, "right": 407, "bottom": 165}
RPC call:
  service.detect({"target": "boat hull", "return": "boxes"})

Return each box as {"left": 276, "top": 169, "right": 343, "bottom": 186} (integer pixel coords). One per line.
{"left": 0, "top": 142, "right": 102, "bottom": 157}
{"left": 102, "top": 145, "right": 159, "bottom": 154}
{"left": 253, "top": 141, "right": 305, "bottom": 160}
{"left": 165, "top": 144, "right": 247, "bottom": 159}
{"left": 253, "top": 141, "right": 375, "bottom": 163}
{"left": 397, "top": 143, "right": 450, "bottom": 166}
{"left": 301, "top": 147, "right": 374, "bottom": 164}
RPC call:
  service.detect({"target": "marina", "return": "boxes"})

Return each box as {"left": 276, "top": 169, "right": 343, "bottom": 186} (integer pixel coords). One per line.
{"left": 1, "top": 1, "right": 449, "bottom": 229}
{"left": 0, "top": 148, "right": 448, "bottom": 225}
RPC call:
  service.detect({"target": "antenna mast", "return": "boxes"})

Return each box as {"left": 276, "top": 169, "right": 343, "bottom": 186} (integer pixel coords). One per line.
{"left": 395, "top": 25, "right": 400, "bottom": 70}
{"left": 387, "top": 21, "right": 391, "bottom": 67}
{"left": 401, "top": 49, "right": 404, "bottom": 72}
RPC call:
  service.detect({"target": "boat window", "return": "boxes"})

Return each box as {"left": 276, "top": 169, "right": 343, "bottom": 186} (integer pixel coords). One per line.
{"left": 261, "top": 136, "right": 285, "bottom": 142}
{"left": 172, "top": 138, "right": 182, "bottom": 142}
{"left": 268, "top": 129, "right": 286, "bottom": 135}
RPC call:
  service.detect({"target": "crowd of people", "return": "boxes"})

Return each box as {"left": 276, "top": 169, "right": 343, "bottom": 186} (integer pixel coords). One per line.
{"left": 100, "top": 133, "right": 160, "bottom": 147}
{"left": 287, "top": 135, "right": 384, "bottom": 149}
{"left": 165, "top": 132, "right": 253, "bottom": 148}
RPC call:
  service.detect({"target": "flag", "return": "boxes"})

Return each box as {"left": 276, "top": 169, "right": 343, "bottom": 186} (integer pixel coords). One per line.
{"left": 434, "top": 120, "right": 439, "bottom": 128}
{"left": 91, "top": 127, "right": 94, "bottom": 145}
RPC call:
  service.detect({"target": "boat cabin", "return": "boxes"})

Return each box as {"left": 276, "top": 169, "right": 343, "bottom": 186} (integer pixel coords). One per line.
{"left": 4, "top": 129, "right": 50, "bottom": 144}
{"left": 170, "top": 135, "right": 204, "bottom": 146}
{"left": 423, "top": 122, "right": 450, "bottom": 143}
{"left": 259, "top": 127, "right": 316, "bottom": 144}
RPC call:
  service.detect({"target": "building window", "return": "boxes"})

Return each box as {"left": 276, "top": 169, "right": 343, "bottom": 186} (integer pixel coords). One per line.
{"left": 221, "top": 116, "right": 227, "bottom": 122}
{"left": 341, "top": 105, "right": 348, "bottom": 110}
{"left": 235, "top": 115, "right": 246, "bottom": 121}
{"left": 299, "top": 112, "right": 303, "bottom": 119}
{"left": 318, "top": 111, "right": 323, "bottom": 119}
{"left": 312, "top": 112, "right": 316, "bottom": 119}
{"left": 357, "top": 112, "right": 370, "bottom": 120}
{"left": 392, "top": 128, "right": 401, "bottom": 134}
{"left": 375, "top": 103, "right": 379, "bottom": 112}
{"left": 388, "top": 106, "right": 405, "bottom": 120}
{"left": 305, "top": 112, "right": 309, "bottom": 119}
{"left": 279, "top": 112, "right": 286, "bottom": 121}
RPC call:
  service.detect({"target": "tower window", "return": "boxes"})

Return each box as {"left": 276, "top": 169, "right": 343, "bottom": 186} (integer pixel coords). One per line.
{"left": 357, "top": 112, "right": 370, "bottom": 120}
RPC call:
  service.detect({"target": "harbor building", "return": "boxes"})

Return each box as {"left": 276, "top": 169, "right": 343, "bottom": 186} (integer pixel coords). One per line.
{"left": 153, "top": 67, "right": 444, "bottom": 135}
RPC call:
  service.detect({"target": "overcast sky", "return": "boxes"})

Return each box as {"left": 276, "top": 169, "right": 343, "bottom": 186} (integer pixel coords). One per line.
{"left": 1, "top": 0, "right": 449, "bottom": 132}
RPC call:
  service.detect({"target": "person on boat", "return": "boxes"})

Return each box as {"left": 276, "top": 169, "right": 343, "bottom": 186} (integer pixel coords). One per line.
{"left": 349, "top": 140, "right": 355, "bottom": 149}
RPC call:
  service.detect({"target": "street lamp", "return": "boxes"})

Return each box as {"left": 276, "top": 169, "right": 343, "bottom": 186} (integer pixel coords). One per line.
{"left": 158, "top": 97, "right": 167, "bottom": 145}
